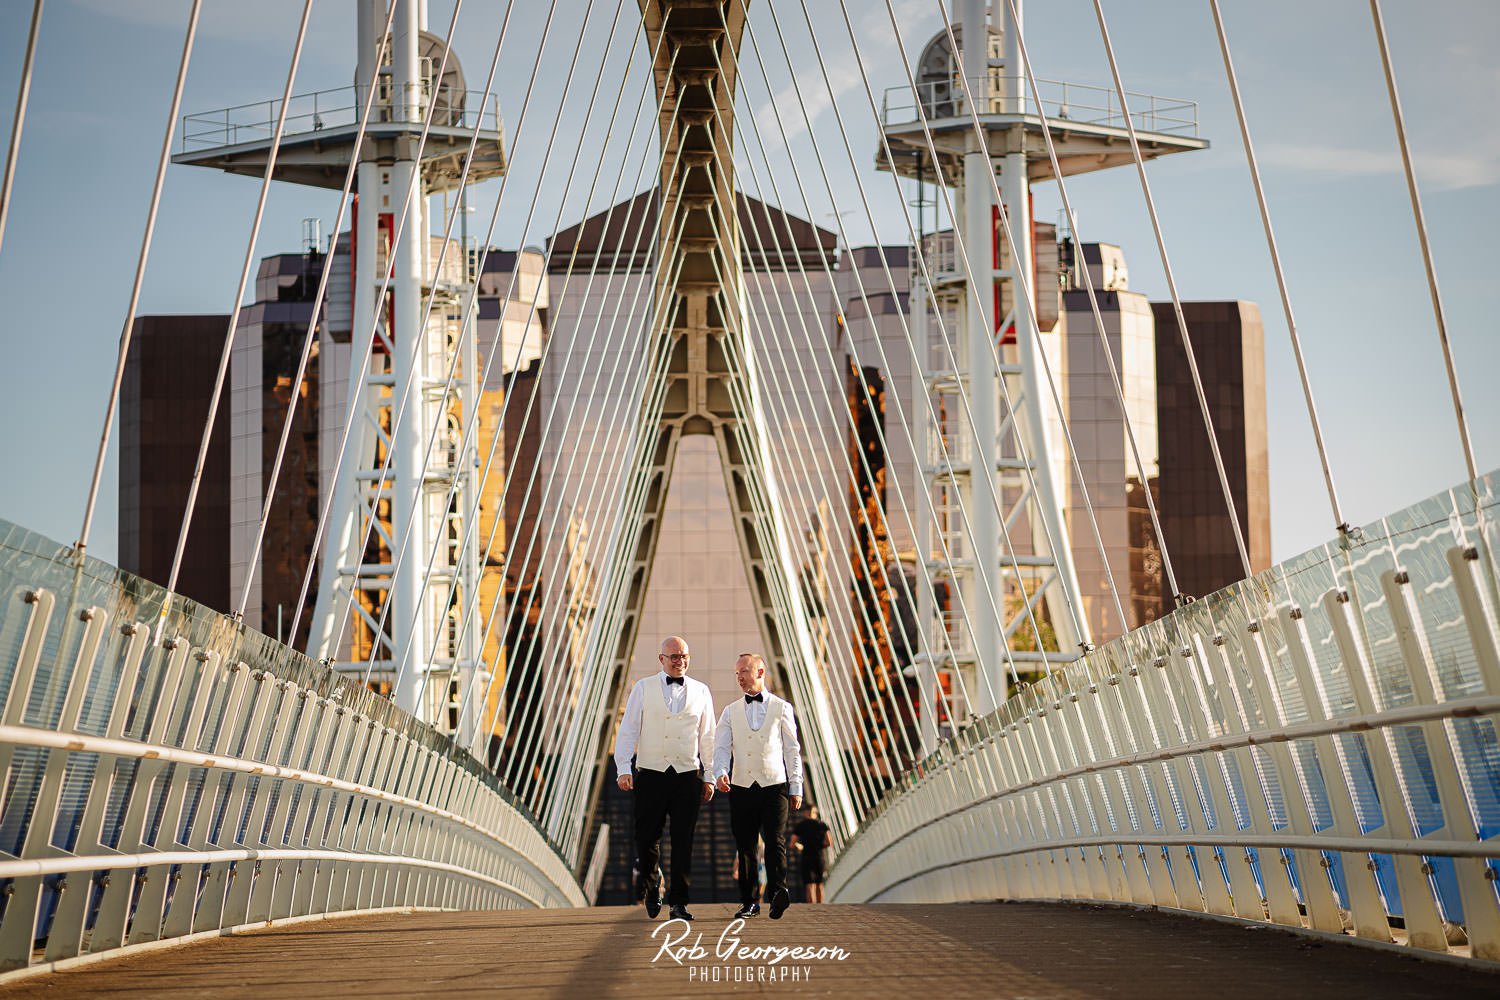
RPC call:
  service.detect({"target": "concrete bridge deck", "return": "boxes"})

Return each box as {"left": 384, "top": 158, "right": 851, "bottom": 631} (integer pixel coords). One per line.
{"left": 2, "top": 903, "right": 1495, "bottom": 999}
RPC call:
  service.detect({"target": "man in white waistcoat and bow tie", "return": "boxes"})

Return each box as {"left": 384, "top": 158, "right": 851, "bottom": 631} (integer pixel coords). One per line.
{"left": 713, "top": 652, "right": 802, "bottom": 920}
{"left": 615, "top": 635, "right": 716, "bottom": 921}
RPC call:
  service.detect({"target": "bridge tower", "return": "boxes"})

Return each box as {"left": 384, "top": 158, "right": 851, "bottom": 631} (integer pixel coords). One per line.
{"left": 889, "top": 0, "right": 1206, "bottom": 734}
{"left": 173, "top": 0, "right": 505, "bottom": 737}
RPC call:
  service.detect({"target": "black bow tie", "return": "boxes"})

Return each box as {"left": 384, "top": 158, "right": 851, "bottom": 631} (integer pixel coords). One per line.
{"left": 745, "top": 692, "right": 763, "bottom": 703}
{"left": 665, "top": 676, "right": 684, "bottom": 686}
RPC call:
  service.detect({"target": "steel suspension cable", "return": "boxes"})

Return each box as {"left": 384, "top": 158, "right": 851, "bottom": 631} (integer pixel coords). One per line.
{"left": 728, "top": 220, "right": 937, "bottom": 793}
{"left": 696, "top": 181, "right": 910, "bottom": 797}
{"left": 489, "top": 93, "right": 695, "bottom": 796}
{"left": 971, "top": 0, "right": 1181, "bottom": 605}
{"left": 896, "top": 0, "right": 1126, "bottom": 647}
{"left": 709, "top": 68, "right": 965, "bottom": 754}
{"left": 817, "top": 0, "right": 1126, "bottom": 646}
{"left": 1087, "top": 0, "right": 1253, "bottom": 580}
{"left": 1207, "top": 0, "right": 1348, "bottom": 535}
{"left": 526, "top": 238, "right": 690, "bottom": 817}
{"left": 235, "top": 0, "right": 410, "bottom": 619}
{"left": 1368, "top": 0, "right": 1478, "bottom": 487}
{"left": 496, "top": 186, "right": 691, "bottom": 790}
{"left": 359, "top": 0, "right": 585, "bottom": 692}
{"left": 737, "top": 4, "right": 1029, "bottom": 706}
{"left": 713, "top": 249, "right": 917, "bottom": 789}
{"left": 165, "top": 0, "right": 316, "bottom": 628}
{"left": 76, "top": 0, "right": 202, "bottom": 553}
{"left": 700, "top": 125, "right": 936, "bottom": 786}
{"left": 0, "top": 0, "right": 42, "bottom": 264}
{"left": 411, "top": 0, "right": 656, "bottom": 718}
{"left": 325, "top": 0, "right": 565, "bottom": 683}
{"left": 447, "top": 32, "right": 677, "bottom": 762}
{"left": 710, "top": 20, "right": 992, "bottom": 718}
{"left": 288, "top": 0, "right": 523, "bottom": 649}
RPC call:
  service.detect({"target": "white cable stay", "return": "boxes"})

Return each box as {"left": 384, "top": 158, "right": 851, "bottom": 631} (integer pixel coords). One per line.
{"left": 806, "top": 0, "right": 1129, "bottom": 652}
{"left": 401, "top": 0, "right": 657, "bottom": 728}
{"left": 164, "top": 0, "right": 316, "bottom": 619}
{"left": 1368, "top": 0, "right": 1478, "bottom": 488}
{"left": 707, "top": 25, "right": 986, "bottom": 801}
{"left": 1085, "top": 0, "right": 1253, "bottom": 580}
{"left": 312, "top": 0, "right": 564, "bottom": 682}
{"left": 1206, "top": 0, "right": 1347, "bottom": 535}
{"left": 738, "top": 0, "right": 1080, "bottom": 728}
{"left": 877, "top": 0, "right": 1143, "bottom": 626}
{"left": 722, "top": 12, "right": 1011, "bottom": 712}
{"left": 444, "top": 28, "right": 678, "bottom": 770}
{"left": 0, "top": 0, "right": 42, "bottom": 263}
{"left": 76, "top": 0, "right": 203, "bottom": 553}
{"left": 288, "top": 0, "right": 523, "bottom": 649}
{"left": 234, "top": 0, "right": 408, "bottom": 619}
{"left": 487, "top": 61, "right": 691, "bottom": 802}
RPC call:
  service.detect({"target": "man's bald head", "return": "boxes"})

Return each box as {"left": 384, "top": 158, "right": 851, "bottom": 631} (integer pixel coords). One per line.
{"left": 659, "top": 636, "right": 691, "bottom": 677}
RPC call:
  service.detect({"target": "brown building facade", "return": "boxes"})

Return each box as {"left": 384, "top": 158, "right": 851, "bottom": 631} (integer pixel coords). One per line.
{"left": 119, "top": 315, "right": 232, "bottom": 613}
{"left": 1152, "top": 300, "right": 1271, "bottom": 602}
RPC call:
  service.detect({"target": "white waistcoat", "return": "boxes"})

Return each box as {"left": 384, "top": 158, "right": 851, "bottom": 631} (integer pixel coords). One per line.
{"left": 636, "top": 681, "right": 701, "bottom": 773}
{"left": 728, "top": 697, "right": 788, "bottom": 788}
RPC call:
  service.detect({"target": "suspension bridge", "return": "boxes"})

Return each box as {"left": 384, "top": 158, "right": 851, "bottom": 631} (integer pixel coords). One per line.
{"left": 0, "top": 0, "right": 1497, "bottom": 995}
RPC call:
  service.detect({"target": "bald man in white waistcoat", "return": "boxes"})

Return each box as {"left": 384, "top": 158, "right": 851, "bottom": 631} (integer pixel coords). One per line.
{"left": 713, "top": 653, "right": 802, "bottom": 920}
{"left": 614, "top": 635, "right": 716, "bottom": 922}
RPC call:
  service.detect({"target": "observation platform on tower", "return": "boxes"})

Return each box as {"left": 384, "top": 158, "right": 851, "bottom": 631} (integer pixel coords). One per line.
{"left": 877, "top": 75, "right": 1207, "bottom": 182}
{"left": 170, "top": 85, "right": 507, "bottom": 192}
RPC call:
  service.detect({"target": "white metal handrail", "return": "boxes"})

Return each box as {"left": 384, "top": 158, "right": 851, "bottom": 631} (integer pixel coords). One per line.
{"left": 829, "top": 472, "right": 1500, "bottom": 964}
{"left": 0, "top": 518, "right": 584, "bottom": 978}
{"left": 180, "top": 85, "right": 504, "bottom": 151}
{"left": 882, "top": 76, "right": 1200, "bottom": 137}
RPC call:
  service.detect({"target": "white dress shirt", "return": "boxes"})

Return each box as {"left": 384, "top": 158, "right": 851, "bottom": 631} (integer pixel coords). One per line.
{"left": 713, "top": 691, "right": 803, "bottom": 796}
{"left": 614, "top": 671, "right": 716, "bottom": 778}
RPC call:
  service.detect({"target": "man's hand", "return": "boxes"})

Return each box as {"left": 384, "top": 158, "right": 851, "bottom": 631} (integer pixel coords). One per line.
{"left": 716, "top": 775, "right": 731, "bottom": 793}
{"left": 701, "top": 782, "right": 715, "bottom": 803}
{"left": 617, "top": 773, "right": 634, "bottom": 791}
{"left": 790, "top": 794, "right": 803, "bottom": 811}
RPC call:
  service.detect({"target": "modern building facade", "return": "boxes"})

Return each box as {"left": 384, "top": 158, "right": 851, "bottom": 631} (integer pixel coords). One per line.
{"left": 118, "top": 314, "right": 232, "bottom": 614}
{"left": 1152, "top": 299, "right": 1272, "bottom": 600}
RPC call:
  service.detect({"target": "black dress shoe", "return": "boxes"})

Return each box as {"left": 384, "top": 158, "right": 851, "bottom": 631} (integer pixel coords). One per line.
{"left": 734, "top": 902, "right": 760, "bottom": 919}
{"left": 669, "top": 904, "right": 694, "bottom": 921}
{"left": 644, "top": 869, "right": 663, "bottom": 919}
{"left": 769, "top": 887, "right": 790, "bottom": 920}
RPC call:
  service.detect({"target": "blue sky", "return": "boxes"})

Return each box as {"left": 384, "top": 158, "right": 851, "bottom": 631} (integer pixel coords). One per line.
{"left": 0, "top": 0, "right": 1495, "bottom": 567}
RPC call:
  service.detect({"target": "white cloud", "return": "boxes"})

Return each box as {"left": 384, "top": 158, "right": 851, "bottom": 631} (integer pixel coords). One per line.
{"left": 1258, "top": 138, "right": 1500, "bottom": 192}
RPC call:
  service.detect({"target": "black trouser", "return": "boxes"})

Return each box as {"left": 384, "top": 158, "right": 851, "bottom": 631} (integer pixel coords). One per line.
{"left": 633, "top": 766, "right": 703, "bottom": 906}
{"left": 729, "top": 782, "right": 789, "bottom": 906}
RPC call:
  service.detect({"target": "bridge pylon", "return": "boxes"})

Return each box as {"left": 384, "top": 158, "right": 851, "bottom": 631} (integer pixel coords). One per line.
{"left": 890, "top": 0, "right": 1207, "bottom": 730}
{"left": 172, "top": 0, "right": 503, "bottom": 737}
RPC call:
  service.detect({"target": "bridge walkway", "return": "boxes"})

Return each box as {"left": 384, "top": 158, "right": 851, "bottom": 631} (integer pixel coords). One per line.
{"left": 0, "top": 902, "right": 1494, "bottom": 999}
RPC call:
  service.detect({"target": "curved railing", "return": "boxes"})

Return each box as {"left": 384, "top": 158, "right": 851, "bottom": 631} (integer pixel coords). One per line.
{"left": 829, "top": 473, "right": 1500, "bottom": 963}
{"left": 0, "top": 519, "right": 583, "bottom": 978}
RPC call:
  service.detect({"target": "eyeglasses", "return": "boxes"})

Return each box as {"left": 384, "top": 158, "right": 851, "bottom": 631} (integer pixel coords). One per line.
{"left": 661, "top": 653, "right": 689, "bottom": 661}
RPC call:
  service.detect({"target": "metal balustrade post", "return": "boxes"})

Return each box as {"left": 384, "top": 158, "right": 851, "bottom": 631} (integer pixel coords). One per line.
{"left": 89, "top": 636, "right": 193, "bottom": 951}
{"left": 1321, "top": 591, "right": 1450, "bottom": 950}
{"left": 0, "top": 601, "right": 104, "bottom": 970}
{"left": 128, "top": 648, "right": 222, "bottom": 945}
{"left": 194, "top": 668, "right": 277, "bottom": 932}
{"left": 1279, "top": 602, "right": 1395, "bottom": 941}
{"left": 1381, "top": 569, "right": 1500, "bottom": 959}
{"left": 165, "top": 658, "right": 252, "bottom": 938}
{"left": 1207, "top": 620, "right": 1302, "bottom": 926}
{"left": 39, "top": 619, "right": 151, "bottom": 961}
{"left": 1232, "top": 619, "right": 1348, "bottom": 935}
